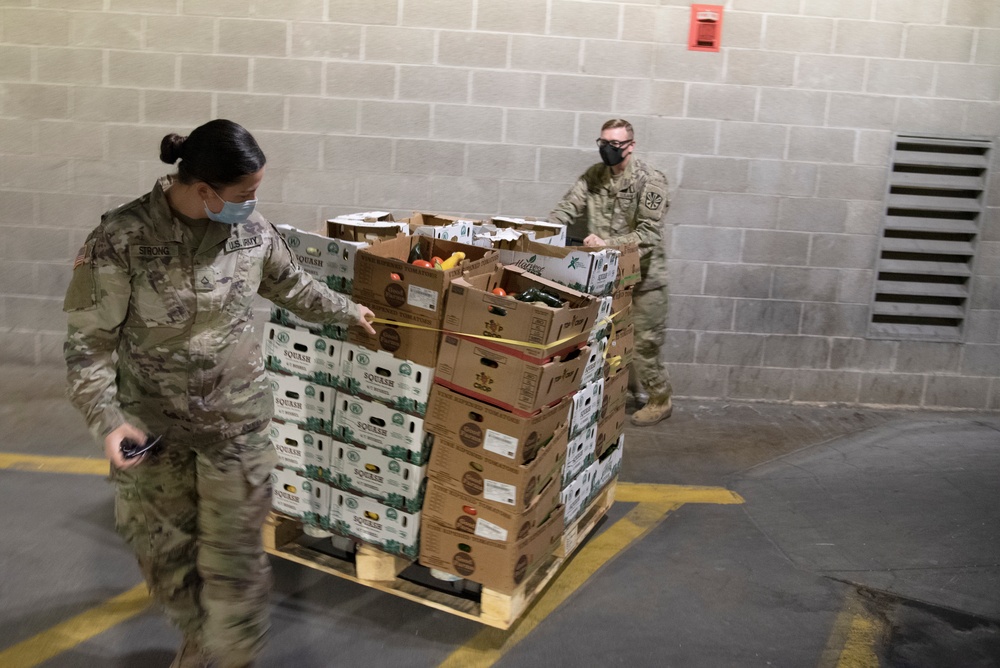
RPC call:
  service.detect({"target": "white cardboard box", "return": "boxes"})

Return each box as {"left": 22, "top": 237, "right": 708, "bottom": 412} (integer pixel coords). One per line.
{"left": 268, "top": 371, "right": 336, "bottom": 435}
{"left": 271, "top": 467, "right": 331, "bottom": 528}
{"left": 491, "top": 217, "right": 567, "bottom": 246}
{"left": 264, "top": 323, "right": 343, "bottom": 388}
{"left": 269, "top": 307, "right": 349, "bottom": 341}
{"left": 276, "top": 225, "right": 368, "bottom": 294}
{"left": 592, "top": 434, "right": 624, "bottom": 493}
{"left": 339, "top": 343, "right": 434, "bottom": 417}
{"left": 570, "top": 378, "right": 605, "bottom": 439}
{"left": 497, "top": 241, "right": 618, "bottom": 296}
{"left": 329, "top": 488, "right": 422, "bottom": 559}
{"left": 563, "top": 423, "right": 597, "bottom": 486}
{"left": 581, "top": 337, "right": 609, "bottom": 387}
{"left": 561, "top": 466, "right": 596, "bottom": 524}
{"left": 331, "top": 440, "right": 426, "bottom": 513}
{"left": 333, "top": 394, "right": 430, "bottom": 465}
{"left": 268, "top": 419, "right": 333, "bottom": 480}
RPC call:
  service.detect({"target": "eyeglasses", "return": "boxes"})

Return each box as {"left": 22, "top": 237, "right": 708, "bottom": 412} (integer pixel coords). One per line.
{"left": 596, "top": 138, "right": 634, "bottom": 149}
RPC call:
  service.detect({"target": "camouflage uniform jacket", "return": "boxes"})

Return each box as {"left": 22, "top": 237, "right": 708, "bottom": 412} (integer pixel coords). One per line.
{"left": 549, "top": 157, "right": 670, "bottom": 291}
{"left": 64, "top": 176, "right": 358, "bottom": 445}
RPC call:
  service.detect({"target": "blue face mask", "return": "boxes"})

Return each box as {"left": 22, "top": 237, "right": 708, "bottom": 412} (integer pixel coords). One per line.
{"left": 204, "top": 188, "right": 256, "bottom": 225}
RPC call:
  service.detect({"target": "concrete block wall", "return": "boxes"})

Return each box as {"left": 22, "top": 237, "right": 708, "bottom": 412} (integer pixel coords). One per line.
{"left": 1, "top": 0, "right": 998, "bottom": 410}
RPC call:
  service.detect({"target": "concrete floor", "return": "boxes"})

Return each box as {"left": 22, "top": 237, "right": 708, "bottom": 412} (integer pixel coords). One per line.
{"left": 1, "top": 363, "right": 999, "bottom": 667}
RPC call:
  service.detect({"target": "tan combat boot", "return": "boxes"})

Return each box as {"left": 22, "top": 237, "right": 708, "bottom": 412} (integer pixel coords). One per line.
{"left": 630, "top": 395, "right": 672, "bottom": 426}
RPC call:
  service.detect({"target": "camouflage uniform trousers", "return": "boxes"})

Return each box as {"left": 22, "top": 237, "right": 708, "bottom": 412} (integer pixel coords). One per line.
{"left": 629, "top": 285, "right": 673, "bottom": 401}
{"left": 112, "top": 427, "right": 278, "bottom": 667}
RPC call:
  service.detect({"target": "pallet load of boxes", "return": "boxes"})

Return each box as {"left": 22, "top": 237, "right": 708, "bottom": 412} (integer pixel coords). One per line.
{"left": 263, "top": 210, "right": 638, "bottom": 606}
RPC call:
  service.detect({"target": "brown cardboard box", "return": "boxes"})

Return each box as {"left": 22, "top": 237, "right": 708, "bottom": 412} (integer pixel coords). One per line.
{"left": 601, "top": 365, "right": 629, "bottom": 417}
{"left": 418, "top": 505, "right": 565, "bottom": 593}
{"left": 443, "top": 266, "right": 600, "bottom": 361}
{"left": 612, "top": 242, "right": 641, "bottom": 290}
{"left": 348, "top": 304, "right": 442, "bottom": 368}
{"left": 427, "top": 424, "right": 567, "bottom": 511}
{"left": 352, "top": 235, "right": 499, "bottom": 324}
{"left": 595, "top": 401, "right": 626, "bottom": 459}
{"left": 422, "top": 474, "right": 561, "bottom": 544}
{"left": 606, "top": 323, "right": 634, "bottom": 372}
{"left": 424, "top": 384, "right": 570, "bottom": 466}
{"left": 611, "top": 287, "right": 633, "bottom": 330}
{"left": 435, "top": 334, "right": 590, "bottom": 414}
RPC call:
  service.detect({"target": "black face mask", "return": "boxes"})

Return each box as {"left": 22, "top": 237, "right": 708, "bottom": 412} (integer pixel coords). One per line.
{"left": 599, "top": 143, "right": 628, "bottom": 167}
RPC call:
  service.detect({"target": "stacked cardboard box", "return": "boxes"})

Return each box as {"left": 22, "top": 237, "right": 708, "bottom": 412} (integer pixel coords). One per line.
{"left": 563, "top": 241, "right": 639, "bottom": 523}
{"left": 418, "top": 266, "right": 605, "bottom": 593}
{"left": 325, "top": 234, "right": 501, "bottom": 558}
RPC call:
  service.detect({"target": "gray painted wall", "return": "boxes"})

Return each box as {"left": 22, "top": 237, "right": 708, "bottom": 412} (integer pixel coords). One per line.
{"left": 1, "top": 0, "right": 998, "bottom": 409}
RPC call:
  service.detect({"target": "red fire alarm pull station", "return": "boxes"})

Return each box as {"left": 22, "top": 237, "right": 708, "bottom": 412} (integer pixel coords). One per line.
{"left": 688, "top": 4, "right": 723, "bottom": 52}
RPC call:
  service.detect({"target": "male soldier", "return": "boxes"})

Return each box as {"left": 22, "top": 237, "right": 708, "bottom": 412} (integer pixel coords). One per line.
{"left": 549, "top": 119, "right": 673, "bottom": 426}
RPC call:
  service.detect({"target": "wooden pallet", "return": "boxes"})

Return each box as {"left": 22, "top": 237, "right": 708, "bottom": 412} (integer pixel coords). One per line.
{"left": 263, "top": 480, "right": 616, "bottom": 630}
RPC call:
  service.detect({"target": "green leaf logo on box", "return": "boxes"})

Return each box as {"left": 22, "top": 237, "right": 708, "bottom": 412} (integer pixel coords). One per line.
{"left": 305, "top": 386, "right": 316, "bottom": 397}
{"left": 346, "top": 497, "right": 358, "bottom": 510}
{"left": 357, "top": 353, "right": 370, "bottom": 366}
{"left": 328, "top": 242, "right": 339, "bottom": 254}
{"left": 386, "top": 508, "right": 398, "bottom": 521}
{"left": 399, "top": 363, "right": 412, "bottom": 376}
{"left": 350, "top": 402, "right": 363, "bottom": 415}
{"left": 277, "top": 331, "right": 289, "bottom": 344}
{"left": 392, "top": 413, "right": 404, "bottom": 426}
{"left": 388, "top": 460, "right": 401, "bottom": 474}
{"left": 348, "top": 450, "right": 360, "bottom": 463}
{"left": 303, "top": 434, "right": 314, "bottom": 445}
{"left": 315, "top": 340, "right": 327, "bottom": 352}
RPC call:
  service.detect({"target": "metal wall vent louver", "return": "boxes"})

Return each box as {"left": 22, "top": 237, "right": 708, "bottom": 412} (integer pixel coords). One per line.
{"left": 868, "top": 134, "right": 992, "bottom": 342}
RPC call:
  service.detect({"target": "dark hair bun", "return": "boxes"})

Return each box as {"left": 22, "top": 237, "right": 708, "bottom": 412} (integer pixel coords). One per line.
{"left": 159, "top": 133, "right": 187, "bottom": 164}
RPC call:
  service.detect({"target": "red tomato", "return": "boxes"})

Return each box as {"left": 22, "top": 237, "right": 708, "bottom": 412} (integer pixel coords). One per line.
{"left": 431, "top": 256, "right": 444, "bottom": 266}
{"left": 492, "top": 287, "right": 507, "bottom": 297}
{"left": 390, "top": 273, "right": 402, "bottom": 281}
{"left": 412, "top": 259, "right": 434, "bottom": 268}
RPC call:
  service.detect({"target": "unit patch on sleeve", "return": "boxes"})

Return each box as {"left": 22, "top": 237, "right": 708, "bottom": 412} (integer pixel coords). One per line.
{"left": 643, "top": 190, "right": 664, "bottom": 212}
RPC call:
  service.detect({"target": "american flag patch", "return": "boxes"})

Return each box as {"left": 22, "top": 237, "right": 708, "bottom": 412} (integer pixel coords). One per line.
{"left": 73, "top": 245, "right": 87, "bottom": 269}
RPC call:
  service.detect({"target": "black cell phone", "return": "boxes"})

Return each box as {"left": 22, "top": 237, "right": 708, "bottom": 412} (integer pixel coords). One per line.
{"left": 120, "top": 435, "right": 163, "bottom": 459}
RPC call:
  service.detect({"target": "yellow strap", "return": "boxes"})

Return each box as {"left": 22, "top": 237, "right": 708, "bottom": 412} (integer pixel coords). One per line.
{"left": 369, "top": 311, "right": 622, "bottom": 352}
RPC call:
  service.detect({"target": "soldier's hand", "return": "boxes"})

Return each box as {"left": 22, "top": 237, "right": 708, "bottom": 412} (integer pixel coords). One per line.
{"left": 104, "top": 423, "right": 149, "bottom": 470}
{"left": 584, "top": 234, "right": 607, "bottom": 247}
{"left": 355, "top": 305, "right": 377, "bottom": 335}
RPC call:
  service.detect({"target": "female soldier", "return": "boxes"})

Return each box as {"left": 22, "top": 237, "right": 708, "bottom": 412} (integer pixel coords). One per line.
{"left": 63, "top": 119, "right": 375, "bottom": 668}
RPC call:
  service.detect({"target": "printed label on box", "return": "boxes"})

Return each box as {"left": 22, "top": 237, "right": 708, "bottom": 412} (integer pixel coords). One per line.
{"left": 483, "top": 429, "right": 520, "bottom": 460}
{"left": 484, "top": 479, "right": 517, "bottom": 506}
{"left": 407, "top": 284, "right": 439, "bottom": 312}
{"left": 475, "top": 518, "right": 509, "bottom": 542}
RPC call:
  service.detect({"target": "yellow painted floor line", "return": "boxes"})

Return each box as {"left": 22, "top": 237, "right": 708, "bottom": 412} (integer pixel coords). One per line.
{"left": 0, "top": 452, "right": 108, "bottom": 476}
{"left": 0, "top": 584, "right": 152, "bottom": 668}
{"left": 818, "top": 590, "right": 885, "bottom": 668}
{"left": 438, "top": 500, "right": 683, "bottom": 668}
{"left": 616, "top": 482, "right": 744, "bottom": 505}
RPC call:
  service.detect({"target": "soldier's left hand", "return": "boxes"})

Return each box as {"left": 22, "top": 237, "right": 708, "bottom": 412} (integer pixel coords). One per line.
{"left": 584, "top": 234, "right": 607, "bottom": 247}
{"left": 356, "top": 305, "right": 377, "bottom": 335}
